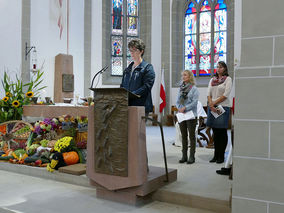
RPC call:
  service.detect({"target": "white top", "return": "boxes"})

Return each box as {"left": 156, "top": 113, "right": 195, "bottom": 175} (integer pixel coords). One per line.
{"left": 207, "top": 76, "right": 232, "bottom": 107}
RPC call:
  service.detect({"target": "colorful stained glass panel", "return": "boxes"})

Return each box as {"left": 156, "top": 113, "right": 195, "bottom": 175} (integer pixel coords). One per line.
{"left": 200, "top": 0, "right": 210, "bottom": 12}
{"left": 112, "top": 36, "right": 123, "bottom": 56}
{"left": 127, "top": 17, "right": 138, "bottom": 36}
{"left": 199, "top": 55, "right": 211, "bottom": 76}
{"left": 214, "top": 9, "right": 227, "bottom": 31}
{"left": 186, "top": 2, "right": 196, "bottom": 14}
{"left": 200, "top": 12, "right": 211, "bottom": 33}
{"left": 185, "top": 13, "right": 196, "bottom": 35}
{"left": 112, "top": 0, "right": 123, "bottom": 33}
{"left": 112, "top": 16, "right": 123, "bottom": 35}
{"left": 185, "top": 35, "right": 196, "bottom": 56}
{"left": 127, "top": 0, "right": 138, "bottom": 16}
{"left": 111, "top": 57, "right": 123, "bottom": 75}
{"left": 214, "top": 31, "right": 226, "bottom": 54}
{"left": 127, "top": 37, "right": 133, "bottom": 57}
{"left": 215, "top": 0, "right": 227, "bottom": 10}
{"left": 112, "top": 0, "right": 123, "bottom": 14}
{"left": 199, "top": 33, "right": 211, "bottom": 54}
{"left": 185, "top": 56, "right": 197, "bottom": 75}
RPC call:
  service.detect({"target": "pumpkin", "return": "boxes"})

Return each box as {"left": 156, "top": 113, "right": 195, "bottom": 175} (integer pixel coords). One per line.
{"left": 63, "top": 151, "right": 79, "bottom": 165}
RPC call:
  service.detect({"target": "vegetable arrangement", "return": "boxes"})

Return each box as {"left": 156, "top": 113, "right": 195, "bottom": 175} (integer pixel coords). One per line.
{"left": 0, "top": 115, "right": 88, "bottom": 171}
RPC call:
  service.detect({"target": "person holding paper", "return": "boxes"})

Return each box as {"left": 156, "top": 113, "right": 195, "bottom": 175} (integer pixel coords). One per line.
{"left": 176, "top": 70, "right": 199, "bottom": 164}
{"left": 206, "top": 61, "right": 232, "bottom": 164}
{"left": 120, "top": 39, "right": 155, "bottom": 115}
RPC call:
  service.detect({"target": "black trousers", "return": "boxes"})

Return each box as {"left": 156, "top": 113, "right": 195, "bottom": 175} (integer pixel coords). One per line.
{"left": 212, "top": 128, "right": 228, "bottom": 161}
{"left": 179, "top": 118, "right": 197, "bottom": 156}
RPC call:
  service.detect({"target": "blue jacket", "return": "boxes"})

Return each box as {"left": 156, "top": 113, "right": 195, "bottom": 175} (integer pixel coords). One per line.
{"left": 120, "top": 60, "right": 155, "bottom": 113}
{"left": 176, "top": 85, "right": 199, "bottom": 117}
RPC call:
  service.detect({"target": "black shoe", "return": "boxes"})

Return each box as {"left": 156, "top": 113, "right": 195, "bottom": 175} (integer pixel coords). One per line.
{"left": 209, "top": 157, "right": 217, "bottom": 163}
{"left": 216, "top": 159, "right": 224, "bottom": 164}
{"left": 216, "top": 168, "right": 231, "bottom": 175}
{"left": 187, "top": 157, "right": 195, "bottom": 164}
{"left": 179, "top": 157, "right": 187, "bottom": 163}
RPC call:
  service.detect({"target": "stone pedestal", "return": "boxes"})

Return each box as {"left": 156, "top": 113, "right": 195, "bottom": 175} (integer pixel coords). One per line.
{"left": 54, "top": 54, "right": 74, "bottom": 103}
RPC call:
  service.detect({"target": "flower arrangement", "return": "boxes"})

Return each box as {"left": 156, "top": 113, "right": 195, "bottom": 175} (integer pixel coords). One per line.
{"left": 76, "top": 115, "right": 88, "bottom": 132}
{"left": 33, "top": 118, "right": 59, "bottom": 135}
{"left": 76, "top": 115, "right": 88, "bottom": 124}
{"left": 58, "top": 115, "right": 75, "bottom": 130}
{"left": 0, "top": 70, "right": 46, "bottom": 122}
{"left": 54, "top": 136, "right": 74, "bottom": 152}
{"left": 58, "top": 114, "right": 75, "bottom": 123}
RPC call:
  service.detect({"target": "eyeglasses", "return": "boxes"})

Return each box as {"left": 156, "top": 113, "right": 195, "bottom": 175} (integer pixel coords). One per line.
{"left": 129, "top": 48, "right": 139, "bottom": 53}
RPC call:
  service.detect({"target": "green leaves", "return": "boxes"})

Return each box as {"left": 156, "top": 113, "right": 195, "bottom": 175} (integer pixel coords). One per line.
{"left": 0, "top": 70, "right": 46, "bottom": 122}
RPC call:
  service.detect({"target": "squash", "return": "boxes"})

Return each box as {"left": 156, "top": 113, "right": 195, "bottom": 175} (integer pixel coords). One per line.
{"left": 63, "top": 151, "right": 79, "bottom": 165}
{"left": 0, "top": 156, "right": 14, "bottom": 161}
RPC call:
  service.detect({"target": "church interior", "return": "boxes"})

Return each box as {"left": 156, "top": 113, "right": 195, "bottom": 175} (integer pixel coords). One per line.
{"left": 0, "top": 0, "right": 284, "bottom": 213}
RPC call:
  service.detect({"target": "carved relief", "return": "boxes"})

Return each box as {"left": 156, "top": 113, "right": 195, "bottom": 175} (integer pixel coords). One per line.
{"left": 93, "top": 89, "right": 128, "bottom": 177}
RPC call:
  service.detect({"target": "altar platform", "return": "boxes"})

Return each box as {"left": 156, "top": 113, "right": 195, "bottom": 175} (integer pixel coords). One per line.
{"left": 0, "top": 126, "right": 232, "bottom": 213}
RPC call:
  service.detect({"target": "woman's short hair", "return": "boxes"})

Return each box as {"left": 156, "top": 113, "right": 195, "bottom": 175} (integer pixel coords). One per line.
{"left": 128, "top": 38, "right": 145, "bottom": 57}
{"left": 183, "top": 70, "right": 196, "bottom": 85}
{"left": 215, "top": 61, "right": 229, "bottom": 77}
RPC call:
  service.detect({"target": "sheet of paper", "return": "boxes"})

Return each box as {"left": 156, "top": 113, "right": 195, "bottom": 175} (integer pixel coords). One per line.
{"left": 210, "top": 105, "right": 225, "bottom": 118}
{"left": 176, "top": 110, "right": 195, "bottom": 123}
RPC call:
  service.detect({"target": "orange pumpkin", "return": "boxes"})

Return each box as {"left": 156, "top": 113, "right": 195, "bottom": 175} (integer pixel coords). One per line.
{"left": 63, "top": 151, "right": 79, "bottom": 165}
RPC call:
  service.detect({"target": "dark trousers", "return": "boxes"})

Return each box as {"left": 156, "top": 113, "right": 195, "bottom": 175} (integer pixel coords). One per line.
{"left": 212, "top": 128, "right": 228, "bottom": 161}
{"left": 179, "top": 118, "right": 197, "bottom": 157}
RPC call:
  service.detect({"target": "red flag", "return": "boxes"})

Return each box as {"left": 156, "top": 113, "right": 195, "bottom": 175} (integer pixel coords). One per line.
{"left": 159, "top": 69, "right": 166, "bottom": 113}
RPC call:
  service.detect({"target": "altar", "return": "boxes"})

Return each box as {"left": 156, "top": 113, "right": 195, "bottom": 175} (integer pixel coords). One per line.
{"left": 23, "top": 104, "right": 88, "bottom": 121}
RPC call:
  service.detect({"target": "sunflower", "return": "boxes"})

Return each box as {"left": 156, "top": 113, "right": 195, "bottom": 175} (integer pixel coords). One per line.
{"left": 5, "top": 92, "right": 12, "bottom": 97}
{"left": 2, "top": 97, "right": 9, "bottom": 102}
{"left": 12, "top": 100, "right": 20, "bottom": 108}
{"left": 25, "top": 91, "right": 34, "bottom": 98}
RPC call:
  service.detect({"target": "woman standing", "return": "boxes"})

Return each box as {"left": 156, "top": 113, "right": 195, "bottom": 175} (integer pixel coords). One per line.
{"left": 207, "top": 61, "right": 232, "bottom": 164}
{"left": 120, "top": 39, "right": 155, "bottom": 115}
{"left": 176, "top": 70, "right": 199, "bottom": 164}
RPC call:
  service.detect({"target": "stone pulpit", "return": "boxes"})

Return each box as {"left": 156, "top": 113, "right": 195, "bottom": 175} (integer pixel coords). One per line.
{"left": 86, "top": 88, "right": 176, "bottom": 204}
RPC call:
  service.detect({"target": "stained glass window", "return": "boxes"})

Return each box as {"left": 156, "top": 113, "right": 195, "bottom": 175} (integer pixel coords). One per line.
{"left": 111, "top": 0, "right": 139, "bottom": 75}
{"left": 111, "top": 0, "right": 139, "bottom": 76}
{"left": 184, "top": 0, "right": 227, "bottom": 77}
{"left": 184, "top": 2, "right": 197, "bottom": 75}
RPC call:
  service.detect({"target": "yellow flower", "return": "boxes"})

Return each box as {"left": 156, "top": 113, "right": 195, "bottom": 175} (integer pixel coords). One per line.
{"left": 2, "top": 97, "right": 9, "bottom": 102}
{"left": 25, "top": 91, "right": 34, "bottom": 98}
{"left": 12, "top": 100, "right": 20, "bottom": 108}
{"left": 5, "top": 92, "right": 12, "bottom": 97}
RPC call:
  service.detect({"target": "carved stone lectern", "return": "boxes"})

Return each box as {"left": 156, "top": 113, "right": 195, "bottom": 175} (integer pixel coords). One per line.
{"left": 87, "top": 88, "right": 176, "bottom": 204}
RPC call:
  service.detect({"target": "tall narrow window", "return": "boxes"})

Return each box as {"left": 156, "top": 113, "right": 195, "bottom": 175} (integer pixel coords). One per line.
{"left": 111, "top": 0, "right": 139, "bottom": 76}
{"left": 184, "top": 0, "right": 227, "bottom": 76}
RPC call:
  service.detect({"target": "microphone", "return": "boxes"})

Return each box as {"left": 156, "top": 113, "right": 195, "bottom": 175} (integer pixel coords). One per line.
{"left": 89, "top": 62, "right": 114, "bottom": 89}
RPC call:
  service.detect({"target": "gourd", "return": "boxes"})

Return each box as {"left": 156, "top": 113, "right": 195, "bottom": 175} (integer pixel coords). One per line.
{"left": 62, "top": 151, "right": 79, "bottom": 165}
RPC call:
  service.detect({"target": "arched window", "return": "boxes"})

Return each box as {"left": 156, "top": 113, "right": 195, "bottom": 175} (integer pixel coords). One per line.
{"left": 111, "top": 0, "right": 139, "bottom": 76}
{"left": 184, "top": 0, "right": 227, "bottom": 77}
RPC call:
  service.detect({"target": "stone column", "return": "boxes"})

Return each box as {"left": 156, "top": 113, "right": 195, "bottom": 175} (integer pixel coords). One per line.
{"left": 21, "top": 0, "right": 31, "bottom": 86}
{"left": 232, "top": 0, "right": 284, "bottom": 212}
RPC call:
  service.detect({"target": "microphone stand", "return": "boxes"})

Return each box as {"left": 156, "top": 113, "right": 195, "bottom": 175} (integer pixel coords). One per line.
{"left": 89, "top": 64, "right": 110, "bottom": 89}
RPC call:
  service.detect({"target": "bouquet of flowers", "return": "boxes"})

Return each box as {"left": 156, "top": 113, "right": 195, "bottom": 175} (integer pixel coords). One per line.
{"left": 0, "top": 70, "right": 46, "bottom": 122}
{"left": 54, "top": 136, "right": 75, "bottom": 152}
{"left": 33, "top": 118, "right": 59, "bottom": 135}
